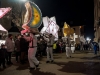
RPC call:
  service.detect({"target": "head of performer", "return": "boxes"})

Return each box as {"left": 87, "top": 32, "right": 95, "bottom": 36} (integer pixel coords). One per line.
{"left": 29, "top": 32, "right": 33, "bottom": 37}
{"left": 29, "top": 31, "right": 37, "bottom": 38}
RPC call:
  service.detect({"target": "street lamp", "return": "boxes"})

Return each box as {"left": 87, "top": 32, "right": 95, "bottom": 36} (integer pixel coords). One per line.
{"left": 13, "top": 0, "right": 28, "bottom": 2}
{"left": 18, "top": 0, "right": 29, "bottom": 2}
{"left": 21, "top": 0, "right": 27, "bottom": 1}
{"left": 86, "top": 37, "right": 91, "bottom": 41}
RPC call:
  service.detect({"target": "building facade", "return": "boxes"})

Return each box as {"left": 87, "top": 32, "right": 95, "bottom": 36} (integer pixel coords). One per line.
{"left": 71, "top": 26, "right": 85, "bottom": 43}
{"left": 61, "top": 25, "right": 84, "bottom": 43}
{"left": 94, "top": 0, "right": 100, "bottom": 42}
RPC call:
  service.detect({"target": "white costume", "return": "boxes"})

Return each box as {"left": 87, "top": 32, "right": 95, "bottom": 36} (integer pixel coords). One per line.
{"left": 24, "top": 33, "right": 39, "bottom": 68}
{"left": 43, "top": 35, "right": 54, "bottom": 62}
{"left": 80, "top": 36, "right": 86, "bottom": 50}
{"left": 66, "top": 46, "right": 71, "bottom": 57}
{"left": 65, "top": 37, "right": 71, "bottom": 58}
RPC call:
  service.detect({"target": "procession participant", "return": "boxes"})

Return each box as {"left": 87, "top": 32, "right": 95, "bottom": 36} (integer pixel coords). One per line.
{"left": 80, "top": 35, "right": 86, "bottom": 50}
{"left": 65, "top": 43, "right": 71, "bottom": 58}
{"left": 21, "top": 30, "right": 39, "bottom": 70}
{"left": 65, "top": 37, "right": 71, "bottom": 58}
{"left": 42, "top": 34, "right": 55, "bottom": 63}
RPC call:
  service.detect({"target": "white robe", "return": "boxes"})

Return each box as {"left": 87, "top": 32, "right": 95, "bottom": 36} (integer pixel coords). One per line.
{"left": 24, "top": 34, "right": 39, "bottom": 68}
{"left": 43, "top": 36, "right": 54, "bottom": 61}
{"left": 66, "top": 47, "right": 71, "bottom": 57}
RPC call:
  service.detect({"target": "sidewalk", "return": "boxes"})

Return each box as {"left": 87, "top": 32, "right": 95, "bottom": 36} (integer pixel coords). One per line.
{"left": 0, "top": 51, "right": 100, "bottom": 75}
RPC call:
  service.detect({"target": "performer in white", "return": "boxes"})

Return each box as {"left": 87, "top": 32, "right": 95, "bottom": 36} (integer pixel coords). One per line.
{"left": 43, "top": 34, "right": 55, "bottom": 63}
{"left": 80, "top": 35, "right": 86, "bottom": 50}
{"left": 22, "top": 31, "right": 39, "bottom": 70}
{"left": 65, "top": 37, "right": 72, "bottom": 58}
{"left": 66, "top": 44, "right": 71, "bottom": 58}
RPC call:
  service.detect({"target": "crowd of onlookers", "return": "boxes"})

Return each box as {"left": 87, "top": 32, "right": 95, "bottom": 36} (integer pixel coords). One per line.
{"left": 0, "top": 34, "right": 100, "bottom": 69}
{"left": 0, "top": 34, "right": 66, "bottom": 69}
{"left": 0, "top": 34, "right": 29, "bottom": 69}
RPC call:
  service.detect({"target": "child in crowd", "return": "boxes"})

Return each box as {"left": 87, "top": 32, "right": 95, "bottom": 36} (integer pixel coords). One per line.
{"left": 0, "top": 44, "right": 7, "bottom": 68}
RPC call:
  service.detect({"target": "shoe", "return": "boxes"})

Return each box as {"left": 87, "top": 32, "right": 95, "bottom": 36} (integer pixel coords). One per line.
{"left": 28, "top": 67, "right": 35, "bottom": 70}
{"left": 46, "top": 61, "right": 50, "bottom": 63}
{"left": 35, "top": 61, "right": 39, "bottom": 68}
{"left": 3, "top": 66, "right": 6, "bottom": 68}
{"left": 35, "top": 64, "right": 39, "bottom": 68}
{"left": 10, "top": 62, "right": 13, "bottom": 65}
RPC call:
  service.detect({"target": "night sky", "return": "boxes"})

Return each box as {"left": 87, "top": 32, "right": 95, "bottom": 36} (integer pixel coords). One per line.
{"left": 32, "top": 0, "right": 94, "bottom": 39}
{"left": 0, "top": 0, "right": 94, "bottom": 39}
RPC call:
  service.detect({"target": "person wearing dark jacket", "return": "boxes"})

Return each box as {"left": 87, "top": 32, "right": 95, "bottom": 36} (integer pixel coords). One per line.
{"left": 20, "top": 35, "right": 29, "bottom": 64}
{"left": 0, "top": 44, "right": 7, "bottom": 68}
{"left": 15, "top": 35, "right": 21, "bottom": 62}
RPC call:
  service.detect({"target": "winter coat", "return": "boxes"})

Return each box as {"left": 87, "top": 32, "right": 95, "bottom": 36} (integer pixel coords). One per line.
{"left": 15, "top": 39, "right": 20, "bottom": 52}
{"left": 20, "top": 37, "right": 28, "bottom": 52}
{"left": 0, "top": 48, "right": 7, "bottom": 59}
{"left": 5, "top": 38, "right": 14, "bottom": 52}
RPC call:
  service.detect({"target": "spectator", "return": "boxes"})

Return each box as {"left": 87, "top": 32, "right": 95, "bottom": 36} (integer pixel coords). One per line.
{"left": 0, "top": 44, "right": 7, "bottom": 68}
{"left": 15, "top": 34, "right": 21, "bottom": 62}
{"left": 5, "top": 34, "right": 14, "bottom": 65}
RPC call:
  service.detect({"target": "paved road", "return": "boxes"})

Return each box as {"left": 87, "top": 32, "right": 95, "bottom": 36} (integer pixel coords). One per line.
{"left": 0, "top": 51, "right": 100, "bottom": 75}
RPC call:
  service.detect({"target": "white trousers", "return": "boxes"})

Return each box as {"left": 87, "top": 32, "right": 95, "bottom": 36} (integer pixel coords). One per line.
{"left": 28, "top": 47, "right": 39, "bottom": 68}
{"left": 46, "top": 47, "right": 53, "bottom": 61}
{"left": 71, "top": 47, "right": 75, "bottom": 53}
{"left": 66, "top": 47, "right": 71, "bottom": 57}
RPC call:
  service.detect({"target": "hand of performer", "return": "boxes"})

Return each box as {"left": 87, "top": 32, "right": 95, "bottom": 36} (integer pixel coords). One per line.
{"left": 21, "top": 29, "right": 28, "bottom": 35}
{"left": 43, "top": 33, "right": 46, "bottom": 36}
{"left": 40, "top": 33, "right": 43, "bottom": 36}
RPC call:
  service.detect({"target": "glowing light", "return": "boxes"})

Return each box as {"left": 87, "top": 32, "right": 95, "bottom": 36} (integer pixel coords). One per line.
{"left": 86, "top": 37, "right": 91, "bottom": 41}
{"left": 20, "top": 0, "right": 28, "bottom": 1}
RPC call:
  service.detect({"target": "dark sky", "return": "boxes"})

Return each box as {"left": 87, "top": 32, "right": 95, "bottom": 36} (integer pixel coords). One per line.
{"left": 32, "top": 0, "right": 94, "bottom": 39}
{"left": 0, "top": 0, "right": 94, "bottom": 39}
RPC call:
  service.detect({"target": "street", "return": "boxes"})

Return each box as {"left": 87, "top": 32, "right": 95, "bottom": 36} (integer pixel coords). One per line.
{"left": 0, "top": 51, "right": 100, "bottom": 75}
